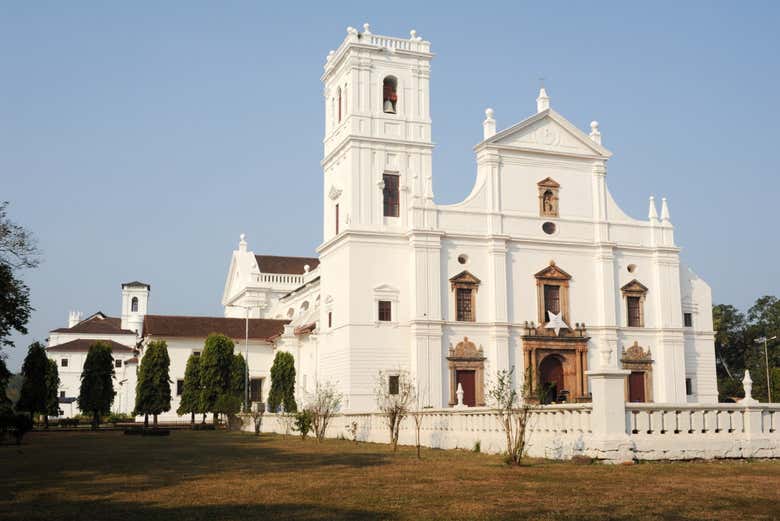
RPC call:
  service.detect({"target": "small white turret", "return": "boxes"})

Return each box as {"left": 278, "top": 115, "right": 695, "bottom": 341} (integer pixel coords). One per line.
{"left": 121, "top": 281, "right": 150, "bottom": 335}
{"left": 537, "top": 87, "right": 550, "bottom": 113}
{"left": 660, "top": 197, "right": 671, "bottom": 224}
{"left": 68, "top": 310, "right": 83, "bottom": 328}
{"left": 648, "top": 196, "right": 659, "bottom": 223}
{"left": 239, "top": 233, "right": 247, "bottom": 253}
{"left": 483, "top": 108, "right": 496, "bottom": 139}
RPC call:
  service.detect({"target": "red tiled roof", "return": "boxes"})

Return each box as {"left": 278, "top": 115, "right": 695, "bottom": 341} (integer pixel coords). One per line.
{"left": 125, "top": 357, "right": 139, "bottom": 365}
{"left": 143, "top": 315, "right": 288, "bottom": 341}
{"left": 294, "top": 322, "right": 316, "bottom": 336}
{"left": 46, "top": 339, "right": 136, "bottom": 353}
{"left": 50, "top": 313, "right": 136, "bottom": 335}
{"left": 255, "top": 255, "right": 319, "bottom": 275}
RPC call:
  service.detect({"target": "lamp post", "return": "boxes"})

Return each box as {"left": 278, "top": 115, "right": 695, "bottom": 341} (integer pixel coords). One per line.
{"left": 754, "top": 335, "right": 776, "bottom": 403}
{"left": 243, "top": 305, "right": 254, "bottom": 412}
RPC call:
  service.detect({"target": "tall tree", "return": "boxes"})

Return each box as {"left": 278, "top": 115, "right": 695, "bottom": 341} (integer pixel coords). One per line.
{"left": 199, "top": 333, "right": 235, "bottom": 423}
{"left": 713, "top": 304, "right": 748, "bottom": 378}
{"left": 0, "top": 263, "right": 32, "bottom": 350}
{"left": 177, "top": 353, "right": 202, "bottom": 425}
{"left": 44, "top": 358, "right": 60, "bottom": 426}
{"left": 134, "top": 340, "right": 172, "bottom": 428}
{"left": 268, "top": 351, "right": 297, "bottom": 413}
{"left": 0, "top": 358, "right": 12, "bottom": 415}
{"left": 746, "top": 296, "right": 780, "bottom": 402}
{"left": 78, "top": 342, "right": 115, "bottom": 429}
{"left": 0, "top": 202, "right": 39, "bottom": 350}
{"left": 17, "top": 342, "right": 48, "bottom": 424}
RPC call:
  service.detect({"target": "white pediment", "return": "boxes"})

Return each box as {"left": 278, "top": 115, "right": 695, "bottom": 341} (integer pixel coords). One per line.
{"left": 485, "top": 110, "right": 611, "bottom": 158}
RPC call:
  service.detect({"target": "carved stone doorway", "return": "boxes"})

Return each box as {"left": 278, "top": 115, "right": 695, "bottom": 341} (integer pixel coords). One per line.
{"left": 447, "top": 337, "right": 486, "bottom": 407}
{"left": 539, "top": 355, "right": 564, "bottom": 404}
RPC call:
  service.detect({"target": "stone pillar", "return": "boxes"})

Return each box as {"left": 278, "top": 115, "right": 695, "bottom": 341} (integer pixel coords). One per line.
{"left": 585, "top": 345, "right": 633, "bottom": 462}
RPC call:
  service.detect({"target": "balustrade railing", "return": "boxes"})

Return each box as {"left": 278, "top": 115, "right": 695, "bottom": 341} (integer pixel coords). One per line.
{"left": 626, "top": 403, "right": 779, "bottom": 436}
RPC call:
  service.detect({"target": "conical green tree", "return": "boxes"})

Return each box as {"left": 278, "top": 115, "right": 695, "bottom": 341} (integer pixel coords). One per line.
{"left": 199, "top": 333, "right": 235, "bottom": 423}
{"left": 268, "top": 351, "right": 296, "bottom": 413}
{"left": 78, "top": 342, "right": 115, "bottom": 429}
{"left": 135, "top": 340, "right": 172, "bottom": 428}
{"left": 18, "top": 341, "right": 49, "bottom": 425}
{"left": 177, "top": 353, "right": 203, "bottom": 425}
{"left": 44, "top": 358, "right": 60, "bottom": 426}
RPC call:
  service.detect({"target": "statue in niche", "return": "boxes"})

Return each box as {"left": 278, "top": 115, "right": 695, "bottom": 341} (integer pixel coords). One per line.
{"left": 542, "top": 190, "right": 557, "bottom": 216}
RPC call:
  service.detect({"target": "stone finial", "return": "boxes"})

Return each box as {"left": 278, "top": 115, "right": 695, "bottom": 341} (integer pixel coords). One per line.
{"left": 304, "top": 264, "right": 310, "bottom": 273}
{"left": 589, "top": 121, "right": 602, "bottom": 144}
{"left": 346, "top": 26, "right": 358, "bottom": 37}
{"left": 326, "top": 50, "right": 335, "bottom": 62}
{"left": 648, "top": 196, "right": 659, "bottom": 223}
{"left": 742, "top": 370, "right": 758, "bottom": 405}
{"left": 68, "top": 310, "right": 83, "bottom": 328}
{"left": 239, "top": 233, "right": 247, "bottom": 252}
{"left": 362, "top": 23, "right": 371, "bottom": 34}
{"left": 483, "top": 107, "right": 496, "bottom": 139}
{"left": 410, "top": 29, "right": 417, "bottom": 40}
{"left": 536, "top": 87, "right": 550, "bottom": 113}
{"left": 660, "top": 197, "right": 671, "bottom": 224}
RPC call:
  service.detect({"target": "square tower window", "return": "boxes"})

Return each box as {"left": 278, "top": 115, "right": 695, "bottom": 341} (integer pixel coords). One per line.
{"left": 388, "top": 375, "right": 400, "bottom": 395}
{"left": 383, "top": 174, "right": 399, "bottom": 217}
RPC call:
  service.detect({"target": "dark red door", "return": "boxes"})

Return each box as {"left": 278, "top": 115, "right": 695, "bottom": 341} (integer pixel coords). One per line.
{"left": 629, "top": 372, "right": 646, "bottom": 402}
{"left": 456, "top": 370, "right": 476, "bottom": 407}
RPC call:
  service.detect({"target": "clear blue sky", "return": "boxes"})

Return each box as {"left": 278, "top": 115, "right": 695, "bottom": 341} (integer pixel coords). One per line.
{"left": 2, "top": 2, "right": 779, "bottom": 370}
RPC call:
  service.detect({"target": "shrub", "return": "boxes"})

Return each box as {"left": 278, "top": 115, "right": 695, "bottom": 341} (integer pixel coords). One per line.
{"left": 0, "top": 413, "right": 33, "bottom": 444}
{"left": 106, "top": 412, "right": 132, "bottom": 424}
{"left": 294, "top": 409, "right": 313, "bottom": 440}
{"left": 192, "top": 423, "right": 216, "bottom": 431}
{"left": 473, "top": 440, "right": 481, "bottom": 453}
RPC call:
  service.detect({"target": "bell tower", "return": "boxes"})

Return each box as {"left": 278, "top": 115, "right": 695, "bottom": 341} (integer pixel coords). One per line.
{"left": 321, "top": 24, "right": 435, "bottom": 241}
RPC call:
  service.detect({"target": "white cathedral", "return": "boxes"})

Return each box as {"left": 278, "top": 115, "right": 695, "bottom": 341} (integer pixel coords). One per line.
{"left": 48, "top": 25, "right": 717, "bottom": 419}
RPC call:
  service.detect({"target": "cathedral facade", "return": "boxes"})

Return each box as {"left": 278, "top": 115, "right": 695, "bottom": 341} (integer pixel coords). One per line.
{"left": 221, "top": 25, "right": 718, "bottom": 412}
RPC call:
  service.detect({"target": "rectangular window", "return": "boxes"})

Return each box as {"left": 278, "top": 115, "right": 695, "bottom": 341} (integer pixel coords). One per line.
{"left": 328, "top": 311, "right": 332, "bottom": 328}
{"left": 543, "top": 284, "right": 560, "bottom": 319}
{"left": 627, "top": 296, "right": 642, "bottom": 327}
{"left": 115, "top": 359, "right": 122, "bottom": 368}
{"left": 176, "top": 380, "right": 184, "bottom": 396}
{"left": 193, "top": 351, "right": 201, "bottom": 357}
{"left": 382, "top": 173, "right": 399, "bottom": 217}
{"left": 685, "top": 378, "right": 693, "bottom": 396}
{"left": 335, "top": 203, "right": 339, "bottom": 235}
{"left": 250, "top": 378, "right": 263, "bottom": 402}
{"left": 683, "top": 312, "right": 693, "bottom": 328}
{"left": 59, "top": 391, "right": 65, "bottom": 398}
{"left": 388, "top": 375, "right": 400, "bottom": 395}
{"left": 61, "top": 358, "right": 68, "bottom": 367}
{"left": 456, "top": 288, "right": 474, "bottom": 322}
{"left": 378, "top": 300, "right": 392, "bottom": 322}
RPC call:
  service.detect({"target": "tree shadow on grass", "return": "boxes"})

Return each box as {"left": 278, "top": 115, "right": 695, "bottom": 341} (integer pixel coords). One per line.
{"left": 1, "top": 499, "right": 395, "bottom": 521}
{"left": 0, "top": 431, "right": 392, "bottom": 504}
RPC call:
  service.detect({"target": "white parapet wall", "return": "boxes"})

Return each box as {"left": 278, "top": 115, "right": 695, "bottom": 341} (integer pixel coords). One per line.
{"left": 626, "top": 403, "right": 780, "bottom": 460}
{"left": 240, "top": 402, "right": 780, "bottom": 463}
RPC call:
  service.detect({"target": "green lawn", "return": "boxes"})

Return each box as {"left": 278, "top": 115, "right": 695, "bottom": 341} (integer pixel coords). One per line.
{"left": 1, "top": 430, "right": 778, "bottom": 520}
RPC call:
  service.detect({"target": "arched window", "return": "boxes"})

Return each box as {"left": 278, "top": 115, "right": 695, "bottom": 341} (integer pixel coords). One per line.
{"left": 337, "top": 87, "right": 342, "bottom": 123}
{"left": 131, "top": 297, "right": 139, "bottom": 313}
{"left": 382, "top": 76, "right": 397, "bottom": 114}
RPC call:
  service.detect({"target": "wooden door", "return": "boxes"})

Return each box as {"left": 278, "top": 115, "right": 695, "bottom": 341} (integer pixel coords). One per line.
{"left": 456, "top": 370, "right": 476, "bottom": 407}
{"left": 629, "top": 371, "right": 646, "bottom": 403}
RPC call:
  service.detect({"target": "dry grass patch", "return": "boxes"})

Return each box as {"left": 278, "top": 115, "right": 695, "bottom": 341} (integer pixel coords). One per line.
{"left": 0, "top": 430, "right": 778, "bottom": 520}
